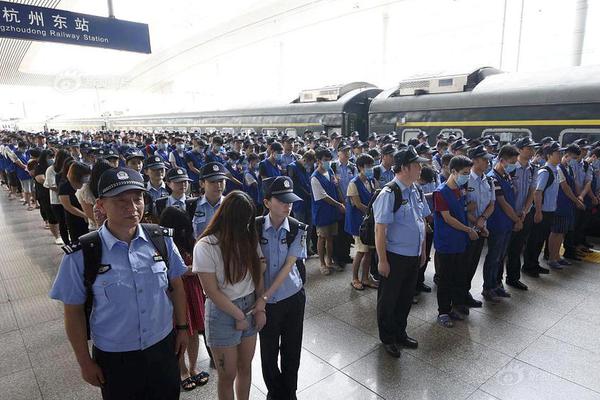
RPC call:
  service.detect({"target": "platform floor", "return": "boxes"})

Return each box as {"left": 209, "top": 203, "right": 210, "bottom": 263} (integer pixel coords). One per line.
{"left": 1, "top": 193, "right": 600, "bottom": 400}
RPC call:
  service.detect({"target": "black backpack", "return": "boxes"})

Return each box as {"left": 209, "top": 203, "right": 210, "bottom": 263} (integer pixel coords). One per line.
{"left": 64, "top": 223, "right": 172, "bottom": 340}
{"left": 358, "top": 181, "right": 423, "bottom": 246}
{"left": 255, "top": 216, "right": 308, "bottom": 285}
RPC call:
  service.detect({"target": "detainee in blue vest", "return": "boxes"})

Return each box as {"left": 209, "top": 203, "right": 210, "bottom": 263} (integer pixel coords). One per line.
{"left": 185, "top": 136, "right": 206, "bottom": 196}
{"left": 192, "top": 162, "right": 227, "bottom": 239}
{"left": 311, "top": 147, "right": 345, "bottom": 276}
{"left": 523, "top": 141, "right": 563, "bottom": 276}
{"left": 168, "top": 137, "right": 188, "bottom": 169}
{"left": 373, "top": 146, "right": 430, "bottom": 358}
{"left": 224, "top": 151, "right": 244, "bottom": 195}
{"left": 345, "top": 154, "right": 379, "bottom": 291}
{"left": 49, "top": 167, "right": 189, "bottom": 400}
{"left": 257, "top": 176, "right": 307, "bottom": 400}
{"left": 433, "top": 155, "right": 478, "bottom": 328}
{"left": 154, "top": 135, "right": 172, "bottom": 168}
{"left": 243, "top": 153, "right": 262, "bottom": 210}
{"left": 547, "top": 145, "right": 585, "bottom": 269}
{"left": 481, "top": 145, "right": 521, "bottom": 302}
{"left": 259, "top": 141, "right": 283, "bottom": 181}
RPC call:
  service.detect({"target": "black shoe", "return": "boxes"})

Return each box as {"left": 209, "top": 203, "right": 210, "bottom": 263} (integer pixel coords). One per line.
{"left": 563, "top": 253, "right": 582, "bottom": 261}
{"left": 398, "top": 336, "right": 418, "bottom": 349}
{"left": 465, "top": 297, "right": 483, "bottom": 308}
{"left": 416, "top": 283, "right": 432, "bottom": 293}
{"left": 537, "top": 266, "right": 550, "bottom": 274}
{"left": 506, "top": 280, "right": 528, "bottom": 290}
{"left": 383, "top": 343, "right": 401, "bottom": 358}
{"left": 433, "top": 274, "right": 440, "bottom": 286}
{"left": 522, "top": 268, "right": 540, "bottom": 278}
{"left": 454, "top": 304, "right": 470, "bottom": 315}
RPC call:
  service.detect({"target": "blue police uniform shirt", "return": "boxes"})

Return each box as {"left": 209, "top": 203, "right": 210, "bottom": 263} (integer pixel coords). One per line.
{"left": 49, "top": 223, "right": 187, "bottom": 352}
{"left": 167, "top": 194, "right": 187, "bottom": 209}
{"left": 192, "top": 195, "right": 224, "bottom": 239}
{"left": 260, "top": 215, "right": 306, "bottom": 304}
{"left": 280, "top": 152, "right": 297, "bottom": 172}
{"left": 466, "top": 170, "right": 495, "bottom": 225}
{"left": 146, "top": 181, "right": 169, "bottom": 202}
{"left": 376, "top": 164, "right": 395, "bottom": 187}
{"left": 513, "top": 161, "right": 536, "bottom": 215}
{"left": 573, "top": 160, "right": 592, "bottom": 192}
{"left": 536, "top": 164, "right": 560, "bottom": 212}
{"left": 334, "top": 161, "right": 356, "bottom": 201}
{"left": 373, "top": 177, "right": 431, "bottom": 256}
{"left": 418, "top": 173, "right": 440, "bottom": 211}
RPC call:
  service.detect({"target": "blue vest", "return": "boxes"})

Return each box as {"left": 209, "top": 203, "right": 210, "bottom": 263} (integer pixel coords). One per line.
{"left": 344, "top": 176, "right": 374, "bottom": 236}
{"left": 260, "top": 158, "right": 281, "bottom": 179}
{"left": 5, "top": 145, "right": 16, "bottom": 173}
{"left": 155, "top": 149, "right": 170, "bottom": 166}
{"left": 185, "top": 150, "right": 204, "bottom": 182}
{"left": 311, "top": 170, "right": 339, "bottom": 227}
{"left": 556, "top": 163, "right": 576, "bottom": 218}
{"left": 288, "top": 161, "right": 311, "bottom": 214}
{"left": 224, "top": 164, "right": 244, "bottom": 195}
{"left": 433, "top": 183, "right": 468, "bottom": 254}
{"left": 14, "top": 150, "right": 30, "bottom": 180}
{"left": 487, "top": 169, "right": 516, "bottom": 233}
{"left": 170, "top": 151, "right": 187, "bottom": 169}
{"left": 244, "top": 169, "right": 261, "bottom": 205}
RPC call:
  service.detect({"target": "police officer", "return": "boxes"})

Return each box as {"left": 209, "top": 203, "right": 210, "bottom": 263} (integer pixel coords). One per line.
{"left": 125, "top": 149, "right": 145, "bottom": 173}
{"left": 154, "top": 167, "right": 192, "bottom": 218}
{"left": 189, "top": 162, "right": 227, "bottom": 239}
{"left": 257, "top": 176, "right": 307, "bottom": 400}
{"left": 373, "top": 144, "right": 396, "bottom": 187}
{"left": 373, "top": 146, "right": 430, "bottom": 358}
{"left": 331, "top": 142, "right": 356, "bottom": 267}
{"left": 461, "top": 145, "right": 495, "bottom": 308}
{"left": 523, "top": 141, "right": 563, "bottom": 277}
{"left": 504, "top": 137, "right": 540, "bottom": 291}
{"left": 49, "top": 167, "right": 189, "bottom": 400}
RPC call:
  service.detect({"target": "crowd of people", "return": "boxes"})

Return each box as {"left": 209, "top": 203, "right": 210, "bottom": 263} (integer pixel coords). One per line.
{"left": 0, "top": 127, "right": 599, "bottom": 399}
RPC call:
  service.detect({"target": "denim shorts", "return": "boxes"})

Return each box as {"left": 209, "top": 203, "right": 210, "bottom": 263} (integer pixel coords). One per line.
{"left": 205, "top": 292, "right": 257, "bottom": 348}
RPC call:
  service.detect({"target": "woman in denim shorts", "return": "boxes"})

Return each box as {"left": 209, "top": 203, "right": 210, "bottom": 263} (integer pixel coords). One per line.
{"left": 194, "top": 191, "right": 266, "bottom": 400}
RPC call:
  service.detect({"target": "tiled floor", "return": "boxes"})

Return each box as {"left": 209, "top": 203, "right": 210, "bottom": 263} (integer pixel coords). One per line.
{"left": 1, "top": 193, "right": 600, "bottom": 400}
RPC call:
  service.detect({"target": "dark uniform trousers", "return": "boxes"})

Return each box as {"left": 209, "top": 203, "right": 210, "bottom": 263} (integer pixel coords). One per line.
{"left": 523, "top": 211, "right": 554, "bottom": 272}
{"left": 333, "top": 219, "right": 352, "bottom": 264}
{"left": 503, "top": 209, "right": 534, "bottom": 283}
{"left": 436, "top": 252, "right": 465, "bottom": 314}
{"left": 260, "top": 289, "right": 305, "bottom": 400}
{"left": 564, "top": 208, "right": 587, "bottom": 256}
{"left": 462, "top": 237, "right": 486, "bottom": 300}
{"left": 92, "top": 331, "right": 180, "bottom": 400}
{"left": 377, "top": 252, "right": 419, "bottom": 345}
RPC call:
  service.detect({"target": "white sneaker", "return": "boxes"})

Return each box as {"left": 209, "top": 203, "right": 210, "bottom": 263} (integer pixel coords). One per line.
{"left": 54, "top": 238, "right": 64, "bottom": 245}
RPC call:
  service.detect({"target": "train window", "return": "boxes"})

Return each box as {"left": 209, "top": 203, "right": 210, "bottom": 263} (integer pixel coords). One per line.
{"left": 285, "top": 128, "right": 297, "bottom": 138}
{"left": 481, "top": 128, "right": 531, "bottom": 143}
{"left": 326, "top": 127, "right": 342, "bottom": 136}
{"left": 205, "top": 127, "right": 217, "bottom": 134}
{"left": 221, "top": 128, "right": 235, "bottom": 135}
{"left": 262, "top": 128, "right": 279, "bottom": 136}
{"left": 558, "top": 129, "right": 600, "bottom": 145}
{"left": 401, "top": 129, "right": 425, "bottom": 142}
{"left": 240, "top": 128, "right": 256, "bottom": 135}
{"left": 438, "top": 129, "right": 464, "bottom": 138}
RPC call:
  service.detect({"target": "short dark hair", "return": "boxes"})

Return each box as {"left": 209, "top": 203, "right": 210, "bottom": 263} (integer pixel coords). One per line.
{"left": 356, "top": 154, "right": 375, "bottom": 169}
{"left": 592, "top": 147, "right": 600, "bottom": 158}
{"left": 420, "top": 165, "right": 436, "bottom": 184}
{"left": 247, "top": 153, "right": 259, "bottom": 162}
{"left": 315, "top": 147, "right": 332, "bottom": 161}
{"left": 449, "top": 155, "right": 473, "bottom": 172}
{"left": 302, "top": 149, "right": 316, "bottom": 162}
{"left": 436, "top": 140, "right": 448, "bottom": 147}
{"left": 368, "top": 149, "right": 380, "bottom": 159}
{"left": 565, "top": 144, "right": 581, "bottom": 156}
{"left": 441, "top": 153, "right": 453, "bottom": 166}
{"left": 498, "top": 144, "right": 520, "bottom": 160}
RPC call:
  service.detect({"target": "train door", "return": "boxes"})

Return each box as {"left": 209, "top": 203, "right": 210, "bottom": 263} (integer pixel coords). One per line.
{"left": 559, "top": 129, "right": 600, "bottom": 145}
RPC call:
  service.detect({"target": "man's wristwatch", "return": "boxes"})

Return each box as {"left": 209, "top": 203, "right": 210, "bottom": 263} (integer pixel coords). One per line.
{"left": 175, "top": 324, "right": 189, "bottom": 331}
{"left": 262, "top": 295, "right": 269, "bottom": 302}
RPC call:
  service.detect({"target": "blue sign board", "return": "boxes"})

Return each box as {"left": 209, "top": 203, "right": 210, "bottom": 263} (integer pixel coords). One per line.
{"left": 0, "top": 1, "right": 151, "bottom": 53}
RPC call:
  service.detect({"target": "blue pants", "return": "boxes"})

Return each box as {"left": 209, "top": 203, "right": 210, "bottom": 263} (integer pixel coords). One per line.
{"left": 482, "top": 230, "right": 512, "bottom": 290}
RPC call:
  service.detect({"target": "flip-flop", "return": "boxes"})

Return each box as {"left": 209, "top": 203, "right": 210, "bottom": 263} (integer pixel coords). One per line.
{"left": 191, "top": 371, "right": 209, "bottom": 386}
{"left": 180, "top": 376, "right": 196, "bottom": 391}
{"left": 362, "top": 280, "right": 379, "bottom": 289}
{"left": 351, "top": 280, "right": 364, "bottom": 291}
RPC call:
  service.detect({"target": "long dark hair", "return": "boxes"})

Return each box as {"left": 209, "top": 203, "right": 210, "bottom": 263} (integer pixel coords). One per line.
{"left": 53, "top": 149, "right": 70, "bottom": 175}
{"left": 200, "top": 190, "right": 261, "bottom": 287}
{"left": 159, "top": 207, "right": 195, "bottom": 256}
{"left": 37, "top": 149, "right": 54, "bottom": 174}
{"left": 90, "top": 160, "right": 113, "bottom": 199}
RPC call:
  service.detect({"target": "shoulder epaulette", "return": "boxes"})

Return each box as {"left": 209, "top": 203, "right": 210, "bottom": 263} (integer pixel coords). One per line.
{"left": 162, "top": 227, "right": 173, "bottom": 237}
{"left": 382, "top": 186, "right": 392, "bottom": 193}
{"left": 62, "top": 243, "right": 82, "bottom": 255}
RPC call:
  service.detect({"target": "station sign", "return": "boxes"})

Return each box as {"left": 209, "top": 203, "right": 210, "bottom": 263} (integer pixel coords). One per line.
{"left": 0, "top": 1, "right": 151, "bottom": 53}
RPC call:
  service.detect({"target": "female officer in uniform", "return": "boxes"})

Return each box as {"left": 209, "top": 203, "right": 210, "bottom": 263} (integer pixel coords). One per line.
{"left": 258, "top": 176, "right": 307, "bottom": 400}
{"left": 50, "top": 167, "right": 189, "bottom": 400}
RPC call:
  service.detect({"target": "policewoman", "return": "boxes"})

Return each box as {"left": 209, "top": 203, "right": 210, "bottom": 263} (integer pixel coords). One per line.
{"left": 373, "top": 146, "right": 430, "bottom": 358}
{"left": 153, "top": 167, "right": 193, "bottom": 218}
{"left": 190, "top": 162, "right": 227, "bottom": 239}
{"left": 257, "top": 176, "right": 307, "bottom": 400}
{"left": 49, "top": 167, "right": 189, "bottom": 400}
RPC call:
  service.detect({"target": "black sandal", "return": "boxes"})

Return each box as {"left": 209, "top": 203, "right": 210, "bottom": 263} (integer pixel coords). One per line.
{"left": 181, "top": 376, "right": 196, "bottom": 391}
{"left": 191, "top": 371, "right": 209, "bottom": 386}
